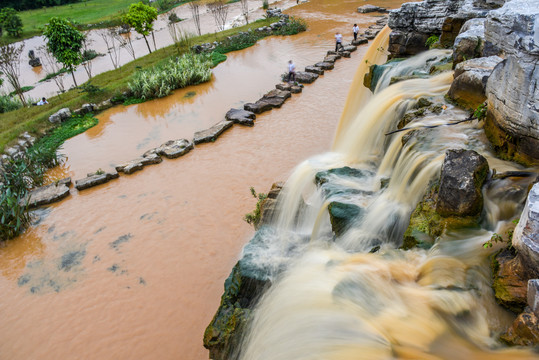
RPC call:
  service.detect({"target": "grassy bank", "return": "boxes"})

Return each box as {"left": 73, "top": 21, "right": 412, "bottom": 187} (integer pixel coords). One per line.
{"left": 0, "top": 17, "right": 281, "bottom": 153}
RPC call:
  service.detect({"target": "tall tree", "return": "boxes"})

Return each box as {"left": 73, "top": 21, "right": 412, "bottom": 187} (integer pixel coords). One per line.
{"left": 188, "top": 0, "right": 202, "bottom": 36}
{"left": 207, "top": 0, "right": 229, "bottom": 32}
{"left": 0, "top": 8, "right": 23, "bottom": 37}
{"left": 43, "top": 17, "right": 84, "bottom": 87}
{"left": 123, "top": 2, "right": 158, "bottom": 54}
{"left": 0, "top": 43, "right": 26, "bottom": 106}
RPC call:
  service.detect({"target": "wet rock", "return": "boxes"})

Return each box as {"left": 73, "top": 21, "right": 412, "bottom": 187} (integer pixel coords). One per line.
{"left": 94, "top": 99, "right": 113, "bottom": 112}
{"left": 23, "top": 181, "right": 71, "bottom": 208}
{"left": 155, "top": 139, "right": 193, "bottom": 158}
{"left": 357, "top": 5, "right": 387, "bottom": 13}
{"left": 484, "top": 0, "right": 539, "bottom": 164}
{"left": 258, "top": 182, "right": 284, "bottom": 228}
{"left": 328, "top": 201, "right": 363, "bottom": 237}
{"left": 115, "top": 153, "right": 162, "bottom": 175}
{"left": 439, "top": 17, "right": 468, "bottom": 48}
{"left": 244, "top": 100, "right": 274, "bottom": 114}
{"left": 314, "top": 61, "right": 334, "bottom": 70}
{"left": 436, "top": 149, "right": 489, "bottom": 217}
{"left": 512, "top": 183, "right": 539, "bottom": 278}
{"left": 452, "top": 18, "right": 486, "bottom": 66}
{"left": 48, "top": 108, "right": 72, "bottom": 124}
{"left": 500, "top": 308, "right": 539, "bottom": 346}
{"left": 341, "top": 51, "right": 351, "bottom": 58}
{"left": 323, "top": 55, "right": 340, "bottom": 63}
{"left": 305, "top": 65, "right": 324, "bottom": 75}
{"left": 448, "top": 55, "right": 503, "bottom": 109}
{"left": 343, "top": 45, "right": 357, "bottom": 52}
{"left": 351, "top": 38, "right": 368, "bottom": 46}
{"left": 275, "top": 83, "right": 291, "bottom": 91}
{"left": 263, "top": 89, "right": 291, "bottom": 101}
{"left": 290, "top": 85, "right": 302, "bottom": 94}
{"left": 262, "top": 97, "right": 287, "bottom": 108}
{"left": 75, "top": 170, "right": 118, "bottom": 191}
{"left": 225, "top": 108, "right": 256, "bottom": 126}
{"left": 294, "top": 71, "right": 319, "bottom": 84}
{"left": 529, "top": 279, "right": 539, "bottom": 317}
{"left": 492, "top": 248, "right": 529, "bottom": 313}
{"left": 193, "top": 120, "right": 233, "bottom": 144}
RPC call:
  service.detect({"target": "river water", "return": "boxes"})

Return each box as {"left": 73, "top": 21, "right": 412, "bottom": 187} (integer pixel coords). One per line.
{"left": 0, "top": 1, "right": 405, "bottom": 359}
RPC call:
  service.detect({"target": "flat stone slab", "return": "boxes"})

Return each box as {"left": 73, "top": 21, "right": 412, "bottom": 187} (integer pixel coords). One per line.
{"left": 263, "top": 89, "right": 292, "bottom": 100}
{"left": 155, "top": 139, "right": 194, "bottom": 158}
{"left": 305, "top": 66, "right": 324, "bottom": 75}
{"left": 24, "top": 180, "right": 71, "bottom": 208}
{"left": 295, "top": 71, "right": 319, "bottom": 84}
{"left": 351, "top": 38, "right": 368, "bottom": 46}
{"left": 75, "top": 171, "right": 118, "bottom": 191}
{"left": 263, "top": 97, "right": 286, "bottom": 108}
{"left": 194, "top": 120, "right": 233, "bottom": 144}
{"left": 341, "top": 51, "right": 351, "bottom": 58}
{"left": 276, "top": 83, "right": 292, "bottom": 91}
{"left": 323, "top": 55, "right": 340, "bottom": 63}
{"left": 314, "top": 62, "right": 334, "bottom": 70}
{"left": 290, "top": 85, "right": 302, "bottom": 94}
{"left": 225, "top": 108, "right": 256, "bottom": 126}
{"left": 343, "top": 45, "right": 357, "bottom": 52}
{"left": 357, "top": 4, "right": 387, "bottom": 13}
{"left": 244, "top": 101, "right": 274, "bottom": 114}
{"left": 115, "top": 153, "right": 162, "bottom": 175}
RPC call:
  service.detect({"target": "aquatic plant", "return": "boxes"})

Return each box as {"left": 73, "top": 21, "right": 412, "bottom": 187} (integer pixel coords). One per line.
{"left": 128, "top": 52, "right": 212, "bottom": 99}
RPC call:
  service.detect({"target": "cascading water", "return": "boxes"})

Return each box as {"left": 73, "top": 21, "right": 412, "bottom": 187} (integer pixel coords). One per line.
{"left": 236, "top": 29, "right": 537, "bottom": 360}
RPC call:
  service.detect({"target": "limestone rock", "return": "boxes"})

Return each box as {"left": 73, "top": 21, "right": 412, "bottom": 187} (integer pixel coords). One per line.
{"left": 341, "top": 51, "right": 351, "bottom": 58}
{"left": 528, "top": 279, "right": 539, "bottom": 317}
{"left": 323, "top": 55, "right": 340, "bottom": 63}
{"left": 275, "top": 83, "right": 291, "bottom": 91}
{"left": 75, "top": 170, "right": 118, "bottom": 191}
{"left": 512, "top": 183, "right": 539, "bottom": 278}
{"left": 436, "top": 149, "right": 489, "bottom": 217}
{"left": 24, "top": 181, "right": 70, "bottom": 208}
{"left": 258, "top": 182, "right": 284, "bottom": 228}
{"left": 194, "top": 120, "right": 233, "bottom": 144}
{"left": 453, "top": 18, "right": 486, "bottom": 65}
{"left": 448, "top": 55, "right": 503, "bottom": 109}
{"left": 295, "top": 71, "right": 319, "bottom": 84}
{"left": 357, "top": 5, "right": 387, "bottom": 13}
{"left": 155, "top": 139, "right": 194, "bottom": 158}
{"left": 225, "top": 108, "right": 256, "bottom": 126}
{"left": 48, "top": 108, "right": 72, "bottom": 124}
{"left": 115, "top": 153, "right": 162, "bottom": 175}
{"left": 351, "top": 38, "right": 368, "bottom": 46}
{"left": 305, "top": 66, "right": 324, "bottom": 75}
{"left": 290, "top": 85, "right": 302, "bottom": 94}
{"left": 95, "top": 99, "right": 113, "bottom": 112}
{"left": 492, "top": 248, "right": 529, "bottom": 313}
{"left": 343, "top": 45, "right": 357, "bottom": 52}
{"left": 500, "top": 308, "right": 539, "bottom": 346}
{"left": 244, "top": 100, "right": 274, "bottom": 114}
{"left": 263, "top": 89, "right": 291, "bottom": 101}
{"left": 314, "top": 61, "right": 334, "bottom": 70}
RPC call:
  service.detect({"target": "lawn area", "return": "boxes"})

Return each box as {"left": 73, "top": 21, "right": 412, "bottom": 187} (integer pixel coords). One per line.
{"left": 0, "top": 17, "right": 280, "bottom": 152}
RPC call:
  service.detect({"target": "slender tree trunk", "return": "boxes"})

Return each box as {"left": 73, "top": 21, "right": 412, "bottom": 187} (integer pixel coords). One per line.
{"left": 151, "top": 31, "right": 157, "bottom": 52}
{"left": 15, "top": 90, "right": 26, "bottom": 107}
{"left": 143, "top": 35, "right": 152, "bottom": 54}
{"left": 71, "top": 70, "right": 78, "bottom": 87}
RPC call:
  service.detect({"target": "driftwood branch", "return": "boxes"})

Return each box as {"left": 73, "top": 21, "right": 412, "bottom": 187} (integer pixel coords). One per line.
{"left": 385, "top": 114, "right": 476, "bottom": 136}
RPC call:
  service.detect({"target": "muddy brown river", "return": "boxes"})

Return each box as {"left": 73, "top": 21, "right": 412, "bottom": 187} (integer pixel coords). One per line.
{"left": 0, "top": 1, "right": 405, "bottom": 359}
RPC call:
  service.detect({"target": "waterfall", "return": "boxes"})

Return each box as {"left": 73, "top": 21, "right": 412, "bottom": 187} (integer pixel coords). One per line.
{"left": 236, "top": 30, "right": 536, "bottom": 360}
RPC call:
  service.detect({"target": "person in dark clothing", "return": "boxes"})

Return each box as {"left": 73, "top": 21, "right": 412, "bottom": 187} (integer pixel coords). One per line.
{"left": 287, "top": 60, "right": 296, "bottom": 83}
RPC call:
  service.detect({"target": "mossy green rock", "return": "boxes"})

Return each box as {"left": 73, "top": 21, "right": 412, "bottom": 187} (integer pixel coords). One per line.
{"left": 328, "top": 201, "right": 363, "bottom": 237}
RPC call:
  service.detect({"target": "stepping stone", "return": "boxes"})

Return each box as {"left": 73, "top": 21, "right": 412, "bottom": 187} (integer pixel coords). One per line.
{"left": 365, "top": 34, "right": 376, "bottom": 40}
{"left": 226, "top": 108, "right": 256, "bottom": 127}
{"left": 343, "top": 45, "right": 357, "bottom": 52}
{"left": 295, "top": 71, "right": 319, "bottom": 84}
{"left": 115, "top": 153, "right": 162, "bottom": 175}
{"left": 314, "top": 62, "right": 334, "bottom": 70}
{"left": 244, "top": 100, "right": 274, "bottom": 114}
{"left": 276, "top": 83, "right": 292, "bottom": 91}
{"left": 263, "top": 97, "right": 287, "bottom": 108}
{"left": 324, "top": 55, "right": 340, "bottom": 63}
{"left": 156, "top": 139, "right": 194, "bottom": 158}
{"left": 23, "top": 179, "right": 71, "bottom": 208}
{"left": 194, "top": 120, "right": 234, "bottom": 144}
{"left": 326, "top": 51, "right": 340, "bottom": 56}
{"left": 357, "top": 4, "right": 387, "bottom": 13}
{"left": 290, "top": 85, "right": 302, "bottom": 94}
{"left": 351, "top": 38, "right": 368, "bottom": 46}
{"left": 341, "top": 51, "right": 351, "bottom": 58}
{"left": 263, "top": 89, "right": 292, "bottom": 100}
{"left": 305, "top": 66, "right": 324, "bottom": 75}
{"left": 75, "top": 170, "right": 119, "bottom": 191}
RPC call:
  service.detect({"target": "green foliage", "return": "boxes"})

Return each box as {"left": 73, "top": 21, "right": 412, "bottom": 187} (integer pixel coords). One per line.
{"left": 123, "top": 2, "right": 158, "bottom": 37}
{"left": 211, "top": 51, "right": 227, "bottom": 66}
{"left": 0, "top": 165, "right": 31, "bottom": 241}
{"left": 0, "top": 8, "right": 23, "bottom": 37}
{"left": 1, "top": 0, "right": 79, "bottom": 11}
{"left": 0, "top": 94, "right": 22, "bottom": 113}
{"left": 82, "top": 49, "right": 99, "bottom": 61}
{"left": 214, "top": 30, "right": 261, "bottom": 53}
{"left": 78, "top": 82, "right": 104, "bottom": 94}
{"left": 273, "top": 16, "right": 307, "bottom": 36}
{"left": 473, "top": 103, "right": 487, "bottom": 120}
{"left": 483, "top": 232, "right": 504, "bottom": 248}
{"left": 9, "top": 86, "right": 34, "bottom": 97}
{"left": 262, "top": 0, "right": 269, "bottom": 10}
{"left": 39, "top": 67, "right": 69, "bottom": 82}
{"left": 128, "top": 52, "right": 212, "bottom": 99}
{"left": 43, "top": 17, "right": 85, "bottom": 72}
{"left": 425, "top": 35, "right": 439, "bottom": 49}
{"left": 168, "top": 12, "right": 182, "bottom": 23}
{"left": 243, "top": 187, "right": 267, "bottom": 227}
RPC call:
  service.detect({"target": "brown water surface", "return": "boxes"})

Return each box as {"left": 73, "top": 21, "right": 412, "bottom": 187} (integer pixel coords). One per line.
{"left": 0, "top": 1, "right": 403, "bottom": 359}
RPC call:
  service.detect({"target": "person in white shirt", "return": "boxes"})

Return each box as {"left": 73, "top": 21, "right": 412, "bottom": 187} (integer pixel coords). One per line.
{"left": 287, "top": 60, "right": 296, "bottom": 83}
{"left": 353, "top": 24, "right": 359, "bottom": 41}
{"left": 335, "top": 32, "right": 344, "bottom": 52}
{"left": 36, "top": 97, "right": 49, "bottom": 106}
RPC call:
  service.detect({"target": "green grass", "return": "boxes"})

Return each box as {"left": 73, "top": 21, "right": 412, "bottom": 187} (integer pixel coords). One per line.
{"left": 0, "top": 17, "right": 279, "bottom": 153}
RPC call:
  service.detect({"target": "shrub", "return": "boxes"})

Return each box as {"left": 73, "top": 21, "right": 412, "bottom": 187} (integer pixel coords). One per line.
{"left": 273, "top": 16, "right": 307, "bottom": 36}
{"left": 214, "top": 31, "right": 261, "bottom": 53}
{"left": 82, "top": 49, "right": 99, "bottom": 62}
{"left": 168, "top": 12, "right": 182, "bottom": 23}
{"left": 243, "top": 187, "right": 268, "bottom": 227}
{"left": 128, "top": 52, "right": 212, "bottom": 100}
{"left": 262, "top": 0, "right": 269, "bottom": 10}
{"left": 0, "top": 94, "right": 22, "bottom": 113}
{"left": 211, "top": 51, "right": 227, "bottom": 66}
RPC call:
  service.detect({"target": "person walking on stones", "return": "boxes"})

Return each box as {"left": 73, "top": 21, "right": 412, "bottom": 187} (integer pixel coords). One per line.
{"left": 287, "top": 60, "right": 296, "bottom": 84}
{"left": 335, "top": 32, "right": 344, "bottom": 52}
{"left": 353, "top": 24, "right": 359, "bottom": 41}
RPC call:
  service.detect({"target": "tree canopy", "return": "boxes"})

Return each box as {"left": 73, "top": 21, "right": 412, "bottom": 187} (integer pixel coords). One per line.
{"left": 123, "top": 2, "right": 158, "bottom": 53}
{"left": 1, "top": 0, "right": 80, "bottom": 12}
{"left": 43, "top": 17, "right": 85, "bottom": 86}
{"left": 0, "top": 8, "right": 23, "bottom": 37}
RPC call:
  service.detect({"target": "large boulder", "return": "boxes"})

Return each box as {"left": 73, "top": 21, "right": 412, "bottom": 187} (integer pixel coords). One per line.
{"left": 48, "top": 108, "right": 72, "bottom": 124}
{"left": 448, "top": 55, "right": 503, "bottom": 109}
{"left": 452, "top": 18, "right": 486, "bottom": 65}
{"left": 436, "top": 149, "right": 489, "bottom": 217}
{"left": 500, "top": 308, "right": 539, "bottom": 346}
{"left": 512, "top": 183, "right": 539, "bottom": 278}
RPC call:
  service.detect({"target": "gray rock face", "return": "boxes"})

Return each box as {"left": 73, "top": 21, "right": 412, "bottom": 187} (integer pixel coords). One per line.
{"left": 225, "top": 108, "right": 256, "bottom": 126}
{"left": 314, "top": 61, "right": 334, "bottom": 70}
{"left": 48, "top": 108, "right": 72, "bottom": 124}
{"left": 528, "top": 279, "right": 539, "bottom": 317}
{"left": 448, "top": 55, "right": 503, "bottom": 108}
{"left": 305, "top": 66, "right": 324, "bottom": 75}
{"left": 75, "top": 170, "right": 118, "bottom": 191}
{"left": 24, "top": 181, "right": 70, "bottom": 208}
{"left": 156, "top": 139, "right": 194, "bottom": 158}
{"left": 436, "top": 149, "right": 489, "bottom": 217}
{"left": 193, "top": 120, "right": 233, "bottom": 144}
{"left": 295, "top": 71, "right": 319, "bottom": 84}
{"left": 453, "top": 18, "right": 486, "bottom": 65}
{"left": 513, "top": 183, "right": 539, "bottom": 277}
{"left": 484, "top": 0, "right": 539, "bottom": 161}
